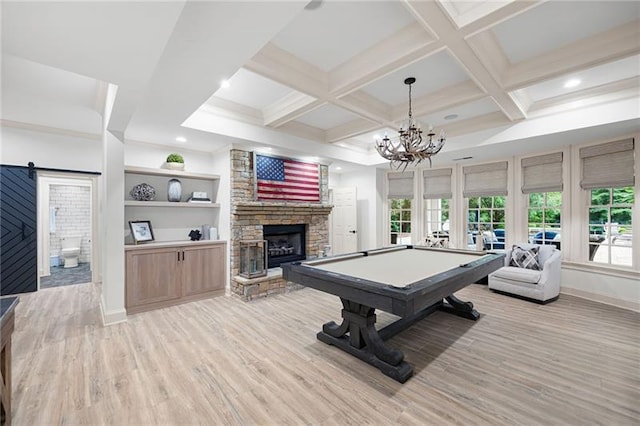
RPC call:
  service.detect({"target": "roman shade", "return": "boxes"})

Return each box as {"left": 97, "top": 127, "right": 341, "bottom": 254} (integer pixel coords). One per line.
{"left": 580, "top": 139, "right": 635, "bottom": 189}
{"left": 423, "top": 168, "right": 452, "bottom": 199}
{"left": 387, "top": 171, "right": 414, "bottom": 199}
{"left": 463, "top": 161, "right": 508, "bottom": 197}
{"left": 521, "top": 152, "right": 563, "bottom": 193}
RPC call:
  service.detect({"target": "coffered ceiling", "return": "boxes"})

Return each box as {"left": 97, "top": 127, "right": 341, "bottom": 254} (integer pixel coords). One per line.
{"left": 2, "top": 1, "right": 639, "bottom": 171}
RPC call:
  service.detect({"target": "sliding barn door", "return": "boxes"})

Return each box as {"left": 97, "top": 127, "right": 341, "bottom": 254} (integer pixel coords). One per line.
{"left": 1, "top": 165, "right": 38, "bottom": 295}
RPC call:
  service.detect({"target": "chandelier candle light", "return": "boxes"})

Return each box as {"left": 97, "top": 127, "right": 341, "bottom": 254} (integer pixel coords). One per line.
{"left": 376, "top": 77, "right": 446, "bottom": 170}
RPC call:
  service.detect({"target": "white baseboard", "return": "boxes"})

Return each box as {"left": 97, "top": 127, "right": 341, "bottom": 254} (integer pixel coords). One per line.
{"left": 100, "top": 299, "right": 128, "bottom": 326}
{"left": 561, "top": 287, "right": 640, "bottom": 313}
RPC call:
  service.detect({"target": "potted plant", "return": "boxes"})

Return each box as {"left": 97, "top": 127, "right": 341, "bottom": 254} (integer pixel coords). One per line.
{"left": 165, "top": 153, "right": 185, "bottom": 170}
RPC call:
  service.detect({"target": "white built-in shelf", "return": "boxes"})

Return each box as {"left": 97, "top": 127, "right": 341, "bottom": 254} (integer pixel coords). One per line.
{"left": 124, "top": 165, "right": 220, "bottom": 181}
{"left": 124, "top": 201, "right": 220, "bottom": 208}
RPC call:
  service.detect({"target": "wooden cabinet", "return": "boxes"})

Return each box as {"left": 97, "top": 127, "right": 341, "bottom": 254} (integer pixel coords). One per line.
{"left": 126, "top": 241, "right": 226, "bottom": 314}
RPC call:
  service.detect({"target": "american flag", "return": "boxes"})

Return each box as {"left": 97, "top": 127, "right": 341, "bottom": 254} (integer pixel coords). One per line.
{"left": 255, "top": 154, "right": 320, "bottom": 202}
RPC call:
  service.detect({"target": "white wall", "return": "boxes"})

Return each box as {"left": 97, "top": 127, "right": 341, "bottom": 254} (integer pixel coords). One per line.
{"left": 49, "top": 184, "right": 92, "bottom": 263}
{"left": 334, "top": 167, "right": 381, "bottom": 251}
{"left": 561, "top": 268, "right": 639, "bottom": 311}
{"left": 100, "top": 131, "right": 125, "bottom": 324}
{"left": 1, "top": 126, "right": 102, "bottom": 171}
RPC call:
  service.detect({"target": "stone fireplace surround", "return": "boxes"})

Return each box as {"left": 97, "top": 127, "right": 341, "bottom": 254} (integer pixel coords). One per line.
{"left": 230, "top": 150, "right": 332, "bottom": 301}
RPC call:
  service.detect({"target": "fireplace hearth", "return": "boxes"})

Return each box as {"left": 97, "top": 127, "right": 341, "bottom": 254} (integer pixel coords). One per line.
{"left": 263, "top": 224, "right": 306, "bottom": 268}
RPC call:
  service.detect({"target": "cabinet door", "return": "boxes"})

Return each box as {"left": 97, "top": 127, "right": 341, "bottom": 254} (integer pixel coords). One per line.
{"left": 126, "top": 247, "right": 181, "bottom": 309}
{"left": 181, "top": 245, "right": 225, "bottom": 297}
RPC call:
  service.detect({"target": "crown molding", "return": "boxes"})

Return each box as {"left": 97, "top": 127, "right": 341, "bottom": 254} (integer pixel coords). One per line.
{"left": 199, "top": 98, "right": 263, "bottom": 127}
{"left": 437, "top": 0, "right": 516, "bottom": 30}
{"left": 263, "top": 92, "right": 322, "bottom": 127}
{"left": 504, "top": 20, "right": 640, "bottom": 90}
{"left": 0, "top": 119, "right": 101, "bottom": 141}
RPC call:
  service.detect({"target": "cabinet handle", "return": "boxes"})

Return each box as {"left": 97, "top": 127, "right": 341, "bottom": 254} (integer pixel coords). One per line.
{"left": 177, "top": 252, "right": 180, "bottom": 262}
{"left": 182, "top": 251, "right": 185, "bottom": 261}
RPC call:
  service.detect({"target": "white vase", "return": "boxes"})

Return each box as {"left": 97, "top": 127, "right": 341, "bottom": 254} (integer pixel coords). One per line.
{"left": 165, "top": 162, "right": 184, "bottom": 170}
{"left": 167, "top": 178, "right": 182, "bottom": 202}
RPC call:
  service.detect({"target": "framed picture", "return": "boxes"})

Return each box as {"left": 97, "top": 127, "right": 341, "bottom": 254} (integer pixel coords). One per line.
{"left": 129, "top": 220, "right": 154, "bottom": 244}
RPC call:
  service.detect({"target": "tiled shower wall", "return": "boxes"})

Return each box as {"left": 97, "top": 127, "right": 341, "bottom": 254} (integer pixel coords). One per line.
{"left": 50, "top": 184, "right": 91, "bottom": 263}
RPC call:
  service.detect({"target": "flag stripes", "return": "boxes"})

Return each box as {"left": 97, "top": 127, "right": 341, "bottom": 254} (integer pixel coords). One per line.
{"left": 256, "top": 154, "right": 320, "bottom": 202}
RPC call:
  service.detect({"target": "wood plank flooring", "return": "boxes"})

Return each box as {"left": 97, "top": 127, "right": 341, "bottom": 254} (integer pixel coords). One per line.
{"left": 9, "top": 282, "right": 640, "bottom": 425}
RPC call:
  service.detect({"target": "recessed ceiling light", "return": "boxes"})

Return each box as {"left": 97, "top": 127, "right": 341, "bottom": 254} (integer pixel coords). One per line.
{"left": 564, "top": 78, "right": 581, "bottom": 89}
{"left": 444, "top": 114, "right": 458, "bottom": 120}
{"left": 255, "top": 146, "right": 272, "bottom": 152}
{"left": 220, "top": 79, "right": 231, "bottom": 89}
{"left": 176, "top": 136, "right": 187, "bottom": 143}
{"left": 335, "top": 166, "right": 342, "bottom": 171}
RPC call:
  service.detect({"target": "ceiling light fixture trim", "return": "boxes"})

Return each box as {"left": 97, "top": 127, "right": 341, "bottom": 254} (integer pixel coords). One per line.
{"left": 375, "top": 77, "right": 446, "bottom": 170}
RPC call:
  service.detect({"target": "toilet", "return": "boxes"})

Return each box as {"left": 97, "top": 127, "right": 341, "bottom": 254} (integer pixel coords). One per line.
{"left": 61, "top": 237, "right": 81, "bottom": 268}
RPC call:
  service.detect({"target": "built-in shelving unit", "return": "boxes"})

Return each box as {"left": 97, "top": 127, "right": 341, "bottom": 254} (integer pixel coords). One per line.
{"left": 124, "top": 164, "right": 221, "bottom": 243}
{"left": 124, "top": 165, "right": 220, "bottom": 181}
{"left": 124, "top": 200, "right": 220, "bottom": 208}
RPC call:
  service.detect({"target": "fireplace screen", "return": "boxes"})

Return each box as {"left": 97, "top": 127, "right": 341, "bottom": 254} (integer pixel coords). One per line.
{"left": 263, "top": 224, "right": 306, "bottom": 268}
{"left": 239, "top": 240, "right": 268, "bottom": 278}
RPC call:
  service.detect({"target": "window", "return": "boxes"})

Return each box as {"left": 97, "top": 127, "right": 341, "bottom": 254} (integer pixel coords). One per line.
{"left": 390, "top": 199, "right": 412, "bottom": 245}
{"left": 588, "top": 187, "right": 634, "bottom": 266}
{"left": 527, "top": 192, "right": 562, "bottom": 248}
{"left": 466, "top": 196, "right": 505, "bottom": 250}
{"left": 423, "top": 168, "right": 452, "bottom": 247}
{"left": 424, "top": 199, "right": 450, "bottom": 246}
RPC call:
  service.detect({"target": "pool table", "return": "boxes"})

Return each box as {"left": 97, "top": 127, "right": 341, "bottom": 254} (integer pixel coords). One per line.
{"left": 282, "top": 245, "right": 504, "bottom": 383}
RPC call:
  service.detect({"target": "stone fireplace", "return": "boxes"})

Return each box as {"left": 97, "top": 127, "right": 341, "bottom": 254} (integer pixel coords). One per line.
{"left": 230, "top": 149, "right": 332, "bottom": 300}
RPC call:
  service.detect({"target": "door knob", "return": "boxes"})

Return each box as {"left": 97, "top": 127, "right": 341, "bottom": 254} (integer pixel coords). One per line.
{"left": 349, "top": 230, "right": 357, "bottom": 234}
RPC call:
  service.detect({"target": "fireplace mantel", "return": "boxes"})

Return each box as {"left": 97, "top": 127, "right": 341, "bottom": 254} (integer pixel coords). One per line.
{"left": 233, "top": 201, "right": 333, "bottom": 216}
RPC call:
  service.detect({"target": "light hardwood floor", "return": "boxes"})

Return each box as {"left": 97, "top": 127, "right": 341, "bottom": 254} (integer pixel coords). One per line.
{"left": 9, "top": 282, "right": 640, "bottom": 425}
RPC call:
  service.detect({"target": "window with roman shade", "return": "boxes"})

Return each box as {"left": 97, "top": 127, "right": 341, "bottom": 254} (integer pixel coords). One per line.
{"left": 580, "top": 139, "right": 635, "bottom": 189}
{"left": 463, "top": 161, "right": 508, "bottom": 197}
{"left": 521, "top": 152, "right": 563, "bottom": 193}
{"left": 387, "top": 171, "right": 414, "bottom": 199}
{"left": 423, "top": 168, "right": 452, "bottom": 199}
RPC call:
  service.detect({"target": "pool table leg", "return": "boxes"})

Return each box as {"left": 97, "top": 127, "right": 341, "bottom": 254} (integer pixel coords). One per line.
{"left": 318, "top": 298, "right": 413, "bottom": 383}
{"left": 441, "top": 294, "right": 480, "bottom": 320}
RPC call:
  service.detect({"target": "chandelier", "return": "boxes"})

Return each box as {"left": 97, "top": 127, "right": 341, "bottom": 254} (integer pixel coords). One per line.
{"left": 376, "top": 77, "right": 446, "bottom": 170}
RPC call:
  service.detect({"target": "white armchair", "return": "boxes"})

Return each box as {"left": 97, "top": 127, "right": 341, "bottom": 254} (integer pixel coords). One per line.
{"left": 488, "top": 244, "right": 561, "bottom": 303}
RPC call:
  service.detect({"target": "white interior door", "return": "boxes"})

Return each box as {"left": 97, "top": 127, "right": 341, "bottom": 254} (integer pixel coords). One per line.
{"left": 331, "top": 187, "right": 358, "bottom": 255}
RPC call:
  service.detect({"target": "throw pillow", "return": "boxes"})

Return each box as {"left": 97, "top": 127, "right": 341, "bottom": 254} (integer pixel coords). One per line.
{"left": 510, "top": 245, "right": 541, "bottom": 270}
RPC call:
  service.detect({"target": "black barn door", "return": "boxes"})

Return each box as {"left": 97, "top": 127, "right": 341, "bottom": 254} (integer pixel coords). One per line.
{"left": 0, "top": 165, "right": 38, "bottom": 295}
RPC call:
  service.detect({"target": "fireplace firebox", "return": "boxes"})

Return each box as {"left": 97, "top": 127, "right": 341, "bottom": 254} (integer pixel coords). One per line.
{"left": 263, "top": 224, "right": 306, "bottom": 268}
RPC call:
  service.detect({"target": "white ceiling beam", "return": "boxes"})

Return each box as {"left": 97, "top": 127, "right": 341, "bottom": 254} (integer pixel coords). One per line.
{"left": 504, "top": 20, "right": 640, "bottom": 90}
{"left": 392, "top": 80, "right": 486, "bottom": 121}
{"left": 460, "top": 0, "right": 547, "bottom": 38}
{"left": 326, "top": 118, "right": 380, "bottom": 143}
{"left": 263, "top": 92, "right": 323, "bottom": 127}
{"left": 333, "top": 92, "right": 393, "bottom": 126}
{"left": 404, "top": 0, "right": 526, "bottom": 121}
{"left": 245, "top": 43, "right": 328, "bottom": 100}
{"left": 276, "top": 121, "right": 327, "bottom": 143}
{"left": 443, "top": 111, "right": 512, "bottom": 137}
{"left": 527, "top": 77, "right": 640, "bottom": 118}
{"left": 329, "top": 23, "right": 440, "bottom": 96}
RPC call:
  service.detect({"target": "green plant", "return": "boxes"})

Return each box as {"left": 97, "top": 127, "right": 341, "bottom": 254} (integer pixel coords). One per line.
{"left": 166, "top": 153, "right": 184, "bottom": 163}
